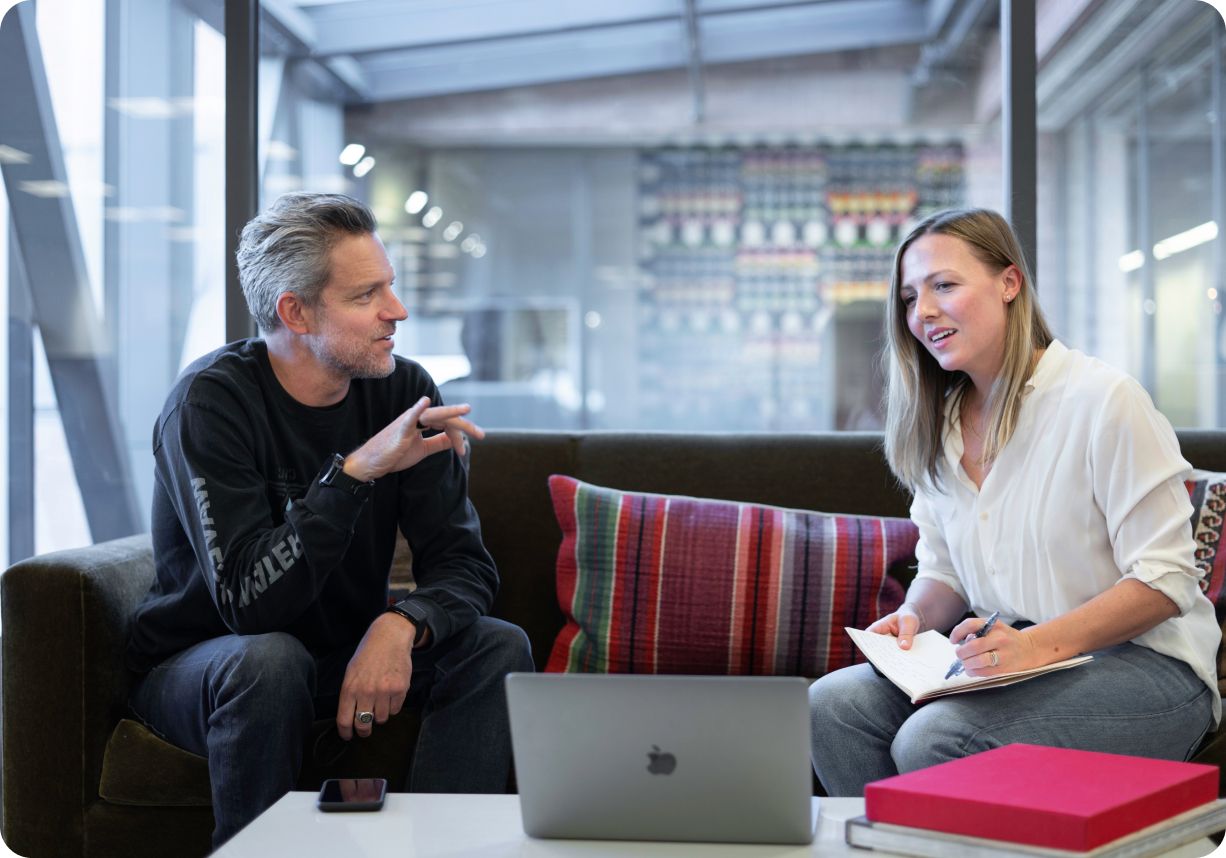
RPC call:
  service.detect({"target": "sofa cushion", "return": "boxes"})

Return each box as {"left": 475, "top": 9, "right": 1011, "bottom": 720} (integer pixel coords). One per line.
{"left": 98, "top": 719, "right": 212, "bottom": 807}
{"left": 99, "top": 711, "right": 423, "bottom": 807}
{"left": 545, "top": 475, "right": 916, "bottom": 676}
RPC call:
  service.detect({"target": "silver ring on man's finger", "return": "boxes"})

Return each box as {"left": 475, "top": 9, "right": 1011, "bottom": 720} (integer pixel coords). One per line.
{"left": 987, "top": 650, "right": 999, "bottom": 668}
{"left": 355, "top": 710, "right": 375, "bottom": 726}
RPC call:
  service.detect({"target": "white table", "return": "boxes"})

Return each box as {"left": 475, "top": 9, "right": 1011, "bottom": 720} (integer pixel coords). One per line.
{"left": 212, "top": 793, "right": 1221, "bottom": 857}
{"left": 214, "top": 794, "right": 867, "bottom": 857}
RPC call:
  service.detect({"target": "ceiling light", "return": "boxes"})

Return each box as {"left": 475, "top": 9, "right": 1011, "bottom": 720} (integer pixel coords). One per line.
{"left": 404, "top": 191, "right": 428, "bottom": 214}
{"left": 1117, "top": 250, "right": 1144, "bottom": 273}
{"left": 0, "top": 145, "right": 32, "bottom": 164}
{"left": 18, "top": 180, "right": 69, "bottom": 198}
{"left": 422, "top": 206, "right": 443, "bottom": 228}
{"left": 442, "top": 221, "right": 463, "bottom": 241}
{"left": 1118, "top": 221, "right": 1220, "bottom": 272}
{"left": 352, "top": 156, "right": 375, "bottom": 178}
{"left": 339, "top": 144, "right": 366, "bottom": 166}
{"left": 107, "top": 97, "right": 180, "bottom": 119}
{"left": 1153, "top": 221, "right": 1217, "bottom": 261}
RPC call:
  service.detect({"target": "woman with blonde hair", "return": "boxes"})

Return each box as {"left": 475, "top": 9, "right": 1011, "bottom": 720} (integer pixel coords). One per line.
{"left": 808, "top": 208, "right": 1219, "bottom": 796}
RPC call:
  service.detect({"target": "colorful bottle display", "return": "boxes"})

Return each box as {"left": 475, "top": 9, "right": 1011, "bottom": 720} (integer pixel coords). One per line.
{"left": 637, "top": 143, "right": 964, "bottom": 430}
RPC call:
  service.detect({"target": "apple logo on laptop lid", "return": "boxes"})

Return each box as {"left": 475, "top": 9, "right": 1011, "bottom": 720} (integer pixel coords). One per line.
{"left": 647, "top": 745, "right": 676, "bottom": 775}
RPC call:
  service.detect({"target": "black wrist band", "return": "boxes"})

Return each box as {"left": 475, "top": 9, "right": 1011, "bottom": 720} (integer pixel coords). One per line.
{"left": 386, "top": 603, "right": 429, "bottom": 646}
{"left": 319, "top": 454, "right": 374, "bottom": 498}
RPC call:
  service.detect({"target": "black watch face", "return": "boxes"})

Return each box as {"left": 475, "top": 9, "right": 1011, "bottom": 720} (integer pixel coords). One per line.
{"left": 323, "top": 464, "right": 361, "bottom": 493}
{"left": 328, "top": 456, "right": 347, "bottom": 481}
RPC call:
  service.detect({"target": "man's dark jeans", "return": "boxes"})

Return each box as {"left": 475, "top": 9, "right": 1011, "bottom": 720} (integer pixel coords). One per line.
{"left": 129, "top": 616, "right": 534, "bottom": 848}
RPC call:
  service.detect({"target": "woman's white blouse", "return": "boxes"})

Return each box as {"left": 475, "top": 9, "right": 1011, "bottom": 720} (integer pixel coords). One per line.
{"left": 913, "top": 340, "right": 1221, "bottom": 723}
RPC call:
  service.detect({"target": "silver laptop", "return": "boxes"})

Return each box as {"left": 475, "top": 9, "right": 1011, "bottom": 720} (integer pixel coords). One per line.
{"left": 506, "top": 673, "right": 815, "bottom": 845}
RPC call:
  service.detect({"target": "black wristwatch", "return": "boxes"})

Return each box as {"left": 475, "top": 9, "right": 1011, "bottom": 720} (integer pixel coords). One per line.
{"left": 319, "top": 454, "right": 374, "bottom": 498}
{"left": 387, "top": 602, "right": 430, "bottom": 646}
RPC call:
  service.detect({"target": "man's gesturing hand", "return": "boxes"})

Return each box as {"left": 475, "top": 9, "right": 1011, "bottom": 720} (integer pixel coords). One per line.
{"left": 336, "top": 612, "right": 416, "bottom": 741}
{"left": 344, "top": 396, "right": 484, "bottom": 482}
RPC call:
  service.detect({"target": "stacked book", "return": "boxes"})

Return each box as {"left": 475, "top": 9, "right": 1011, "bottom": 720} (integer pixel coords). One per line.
{"left": 846, "top": 744, "right": 1226, "bottom": 858}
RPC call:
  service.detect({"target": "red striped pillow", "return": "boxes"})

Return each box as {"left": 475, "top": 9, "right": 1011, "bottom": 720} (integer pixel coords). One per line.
{"left": 546, "top": 475, "right": 917, "bottom": 677}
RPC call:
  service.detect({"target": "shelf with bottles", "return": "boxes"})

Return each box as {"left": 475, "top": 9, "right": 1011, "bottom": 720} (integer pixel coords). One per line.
{"left": 734, "top": 248, "right": 821, "bottom": 315}
{"left": 734, "top": 249, "right": 820, "bottom": 274}
{"left": 735, "top": 281, "right": 821, "bottom": 315}
{"left": 640, "top": 249, "right": 738, "bottom": 310}
{"left": 642, "top": 278, "right": 737, "bottom": 310}
{"left": 823, "top": 188, "right": 917, "bottom": 248}
{"left": 744, "top": 149, "right": 827, "bottom": 252}
{"left": 635, "top": 314, "right": 744, "bottom": 355}
{"left": 640, "top": 306, "right": 830, "bottom": 339}
{"left": 916, "top": 144, "right": 963, "bottom": 211}
{"left": 825, "top": 281, "right": 891, "bottom": 303}
{"left": 739, "top": 335, "right": 823, "bottom": 365}
{"left": 638, "top": 149, "right": 742, "bottom": 248}
{"left": 819, "top": 245, "right": 893, "bottom": 304}
{"left": 638, "top": 218, "right": 744, "bottom": 251}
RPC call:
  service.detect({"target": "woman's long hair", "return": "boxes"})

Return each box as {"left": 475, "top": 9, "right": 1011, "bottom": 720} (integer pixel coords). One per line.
{"left": 883, "top": 208, "right": 1054, "bottom": 492}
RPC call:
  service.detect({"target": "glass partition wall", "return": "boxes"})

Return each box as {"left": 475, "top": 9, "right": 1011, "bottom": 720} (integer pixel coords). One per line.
{"left": 1037, "top": 0, "right": 1224, "bottom": 430}
{"left": 0, "top": 0, "right": 351, "bottom": 563}
{"left": 341, "top": 5, "right": 1004, "bottom": 432}
{"left": 1, "top": 0, "right": 1223, "bottom": 565}
{"left": 2, "top": 0, "right": 229, "bottom": 559}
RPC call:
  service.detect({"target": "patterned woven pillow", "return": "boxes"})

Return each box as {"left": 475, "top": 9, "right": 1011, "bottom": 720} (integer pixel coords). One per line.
{"left": 1187, "top": 470, "right": 1226, "bottom": 692}
{"left": 545, "top": 475, "right": 917, "bottom": 677}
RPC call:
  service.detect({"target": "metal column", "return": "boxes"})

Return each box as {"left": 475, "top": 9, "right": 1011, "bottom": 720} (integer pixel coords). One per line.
{"left": 572, "top": 158, "right": 592, "bottom": 430}
{"left": 7, "top": 224, "right": 33, "bottom": 562}
{"left": 1213, "top": 24, "right": 1225, "bottom": 424}
{"left": 1082, "top": 118, "right": 1098, "bottom": 356}
{"left": 682, "top": 0, "right": 706, "bottom": 125}
{"left": 225, "top": 0, "right": 258, "bottom": 343}
{"left": 1137, "top": 64, "right": 1155, "bottom": 394}
{"left": 1001, "top": 0, "right": 1037, "bottom": 277}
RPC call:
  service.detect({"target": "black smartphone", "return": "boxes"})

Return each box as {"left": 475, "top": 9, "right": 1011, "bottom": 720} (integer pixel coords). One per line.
{"left": 316, "top": 777, "right": 387, "bottom": 812}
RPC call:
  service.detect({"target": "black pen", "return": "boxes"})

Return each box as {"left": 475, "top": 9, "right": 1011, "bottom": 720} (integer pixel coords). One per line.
{"left": 944, "top": 611, "right": 1000, "bottom": 679}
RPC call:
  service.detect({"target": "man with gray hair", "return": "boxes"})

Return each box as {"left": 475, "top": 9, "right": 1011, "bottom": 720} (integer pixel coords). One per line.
{"left": 125, "top": 193, "right": 533, "bottom": 848}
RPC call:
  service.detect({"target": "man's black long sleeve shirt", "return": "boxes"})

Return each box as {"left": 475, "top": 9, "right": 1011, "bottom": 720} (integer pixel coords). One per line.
{"left": 126, "top": 339, "right": 498, "bottom": 673}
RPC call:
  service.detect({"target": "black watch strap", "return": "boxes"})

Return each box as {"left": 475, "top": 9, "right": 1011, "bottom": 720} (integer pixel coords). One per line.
{"left": 387, "top": 602, "right": 430, "bottom": 646}
{"left": 319, "top": 454, "right": 374, "bottom": 498}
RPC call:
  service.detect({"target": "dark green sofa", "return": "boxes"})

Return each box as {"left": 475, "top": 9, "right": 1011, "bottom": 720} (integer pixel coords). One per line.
{"left": 4, "top": 430, "right": 1226, "bottom": 857}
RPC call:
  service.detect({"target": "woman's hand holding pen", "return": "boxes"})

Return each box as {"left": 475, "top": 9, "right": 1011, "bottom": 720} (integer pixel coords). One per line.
{"left": 949, "top": 615, "right": 1039, "bottom": 676}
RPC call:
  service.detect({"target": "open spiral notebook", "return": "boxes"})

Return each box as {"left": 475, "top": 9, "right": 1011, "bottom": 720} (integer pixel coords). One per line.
{"left": 846, "top": 627, "right": 1093, "bottom": 703}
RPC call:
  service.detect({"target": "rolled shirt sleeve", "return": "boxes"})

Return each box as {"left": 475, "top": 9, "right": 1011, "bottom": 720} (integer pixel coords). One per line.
{"left": 1091, "top": 377, "right": 1205, "bottom": 615}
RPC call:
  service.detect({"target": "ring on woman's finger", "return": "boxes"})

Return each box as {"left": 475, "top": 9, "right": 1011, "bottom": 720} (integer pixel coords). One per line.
{"left": 987, "top": 650, "right": 999, "bottom": 668}
{"left": 355, "top": 710, "right": 375, "bottom": 726}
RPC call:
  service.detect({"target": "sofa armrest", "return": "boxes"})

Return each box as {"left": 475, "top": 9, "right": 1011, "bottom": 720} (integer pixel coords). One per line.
{"left": 2, "top": 534, "right": 154, "bottom": 858}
